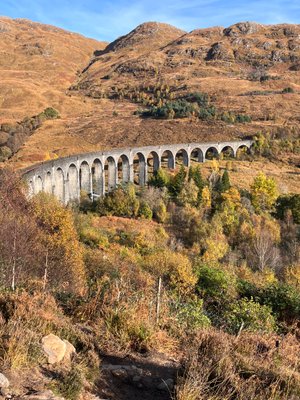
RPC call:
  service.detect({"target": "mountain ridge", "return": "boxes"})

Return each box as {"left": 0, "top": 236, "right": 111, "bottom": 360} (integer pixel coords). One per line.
{"left": 0, "top": 17, "right": 298, "bottom": 179}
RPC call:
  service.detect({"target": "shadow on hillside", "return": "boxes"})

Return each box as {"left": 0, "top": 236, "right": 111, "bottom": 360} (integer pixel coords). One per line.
{"left": 96, "top": 351, "right": 180, "bottom": 400}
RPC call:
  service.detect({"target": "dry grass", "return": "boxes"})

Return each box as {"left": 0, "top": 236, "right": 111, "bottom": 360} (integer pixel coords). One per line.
{"left": 175, "top": 329, "right": 300, "bottom": 400}
{"left": 0, "top": 18, "right": 299, "bottom": 183}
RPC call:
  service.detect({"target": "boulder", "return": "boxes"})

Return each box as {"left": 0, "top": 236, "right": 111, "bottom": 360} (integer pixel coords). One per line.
{"left": 63, "top": 340, "right": 76, "bottom": 362}
{"left": 0, "top": 132, "right": 9, "bottom": 146}
{"left": 42, "top": 334, "right": 67, "bottom": 364}
{"left": 0, "top": 373, "right": 9, "bottom": 389}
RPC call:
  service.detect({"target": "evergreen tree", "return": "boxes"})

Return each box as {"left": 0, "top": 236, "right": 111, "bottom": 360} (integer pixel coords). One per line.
{"left": 189, "top": 165, "right": 205, "bottom": 203}
{"left": 148, "top": 168, "right": 169, "bottom": 188}
{"left": 168, "top": 165, "right": 187, "bottom": 197}
{"left": 221, "top": 169, "right": 231, "bottom": 192}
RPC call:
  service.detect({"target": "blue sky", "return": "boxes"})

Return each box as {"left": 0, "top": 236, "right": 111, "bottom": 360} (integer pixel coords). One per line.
{"left": 1, "top": 0, "right": 300, "bottom": 42}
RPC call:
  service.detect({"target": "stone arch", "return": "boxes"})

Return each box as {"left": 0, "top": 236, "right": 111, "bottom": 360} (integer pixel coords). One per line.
{"left": 190, "top": 148, "right": 204, "bottom": 163}
{"left": 133, "top": 152, "right": 146, "bottom": 186}
{"left": 220, "top": 145, "right": 235, "bottom": 159}
{"left": 175, "top": 148, "right": 189, "bottom": 167}
{"left": 79, "top": 161, "right": 91, "bottom": 194}
{"left": 161, "top": 150, "right": 175, "bottom": 169}
{"left": 105, "top": 156, "right": 117, "bottom": 192}
{"left": 205, "top": 147, "right": 219, "bottom": 160}
{"left": 54, "top": 168, "right": 64, "bottom": 202}
{"left": 68, "top": 164, "right": 79, "bottom": 201}
{"left": 92, "top": 159, "right": 103, "bottom": 198}
{"left": 35, "top": 176, "right": 43, "bottom": 194}
{"left": 118, "top": 154, "right": 130, "bottom": 184}
{"left": 147, "top": 151, "right": 160, "bottom": 178}
{"left": 44, "top": 171, "right": 52, "bottom": 194}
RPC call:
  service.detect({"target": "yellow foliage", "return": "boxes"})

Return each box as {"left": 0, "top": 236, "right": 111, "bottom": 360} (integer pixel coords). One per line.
{"left": 32, "top": 193, "right": 86, "bottom": 294}
{"left": 201, "top": 187, "right": 211, "bottom": 209}
{"left": 222, "top": 187, "right": 241, "bottom": 209}
{"left": 211, "top": 159, "right": 219, "bottom": 172}
{"left": 143, "top": 250, "right": 197, "bottom": 295}
{"left": 250, "top": 172, "right": 279, "bottom": 213}
{"left": 284, "top": 264, "right": 300, "bottom": 288}
{"left": 202, "top": 222, "right": 229, "bottom": 264}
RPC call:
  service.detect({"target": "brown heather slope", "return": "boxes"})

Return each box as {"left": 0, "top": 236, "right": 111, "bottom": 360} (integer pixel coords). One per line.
{"left": 1, "top": 19, "right": 299, "bottom": 192}
{"left": 0, "top": 16, "right": 106, "bottom": 121}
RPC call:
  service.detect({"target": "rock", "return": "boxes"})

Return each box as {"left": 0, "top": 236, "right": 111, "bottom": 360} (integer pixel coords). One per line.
{"left": 23, "top": 390, "right": 64, "bottom": 399}
{"left": 206, "top": 42, "right": 234, "bottom": 61}
{"left": 0, "top": 132, "right": 9, "bottom": 146}
{"left": 111, "top": 368, "right": 128, "bottom": 379}
{"left": 132, "top": 375, "right": 141, "bottom": 383}
{"left": 63, "top": 340, "right": 76, "bottom": 362}
{"left": 0, "top": 373, "right": 9, "bottom": 389}
{"left": 42, "top": 334, "right": 67, "bottom": 364}
{"left": 224, "top": 22, "right": 263, "bottom": 36}
{"left": 290, "top": 63, "right": 300, "bottom": 71}
{"left": 157, "top": 378, "right": 174, "bottom": 391}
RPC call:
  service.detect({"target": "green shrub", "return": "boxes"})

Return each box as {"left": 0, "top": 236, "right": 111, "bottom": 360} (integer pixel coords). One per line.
{"left": 282, "top": 87, "right": 294, "bottom": 94}
{"left": 235, "top": 114, "right": 252, "bottom": 123}
{"left": 238, "top": 281, "right": 300, "bottom": 322}
{"left": 196, "top": 265, "right": 234, "bottom": 300}
{"left": 261, "top": 283, "right": 300, "bottom": 321}
{"left": 0, "top": 146, "right": 12, "bottom": 161}
{"left": 154, "top": 200, "right": 167, "bottom": 223}
{"left": 225, "top": 297, "right": 276, "bottom": 334}
{"left": 185, "top": 92, "right": 209, "bottom": 107}
{"left": 174, "top": 298, "right": 211, "bottom": 330}
{"left": 40, "top": 107, "right": 60, "bottom": 119}
{"left": 97, "top": 184, "right": 139, "bottom": 217}
{"left": 52, "top": 364, "right": 83, "bottom": 400}
{"left": 148, "top": 168, "right": 169, "bottom": 188}
{"left": 138, "top": 201, "right": 153, "bottom": 219}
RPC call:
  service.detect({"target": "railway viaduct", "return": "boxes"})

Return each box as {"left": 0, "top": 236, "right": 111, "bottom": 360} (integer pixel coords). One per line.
{"left": 23, "top": 140, "right": 254, "bottom": 204}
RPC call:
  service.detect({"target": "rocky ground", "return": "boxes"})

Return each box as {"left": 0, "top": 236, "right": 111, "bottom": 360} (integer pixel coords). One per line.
{"left": 0, "top": 333, "right": 179, "bottom": 400}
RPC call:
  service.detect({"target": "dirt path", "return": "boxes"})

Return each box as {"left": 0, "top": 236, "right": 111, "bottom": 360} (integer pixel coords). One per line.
{"left": 96, "top": 351, "right": 180, "bottom": 400}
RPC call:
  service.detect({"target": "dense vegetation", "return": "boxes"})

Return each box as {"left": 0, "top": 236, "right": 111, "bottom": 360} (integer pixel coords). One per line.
{"left": 0, "top": 159, "right": 299, "bottom": 399}
{"left": 139, "top": 92, "right": 252, "bottom": 122}
{"left": 95, "top": 83, "right": 252, "bottom": 122}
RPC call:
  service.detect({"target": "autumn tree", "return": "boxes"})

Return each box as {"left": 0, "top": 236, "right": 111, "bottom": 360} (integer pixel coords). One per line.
{"left": 0, "top": 169, "right": 45, "bottom": 289}
{"left": 250, "top": 172, "right": 278, "bottom": 213}
{"left": 245, "top": 215, "right": 281, "bottom": 272}
{"left": 143, "top": 249, "right": 197, "bottom": 296}
{"left": 32, "top": 193, "right": 86, "bottom": 294}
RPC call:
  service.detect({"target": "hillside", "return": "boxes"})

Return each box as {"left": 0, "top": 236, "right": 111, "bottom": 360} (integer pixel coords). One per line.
{"left": 0, "top": 17, "right": 300, "bottom": 400}
{"left": 0, "top": 16, "right": 106, "bottom": 160}
{"left": 0, "top": 19, "right": 299, "bottom": 185}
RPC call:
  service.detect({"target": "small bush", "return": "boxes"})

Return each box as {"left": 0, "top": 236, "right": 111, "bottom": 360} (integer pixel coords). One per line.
{"left": 282, "top": 87, "right": 294, "bottom": 94}
{"left": 225, "top": 297, "right": 276, "bottom": 334}
{"left": 138, "top": 201, "right": 153, "bottom": 219}
{"left": 40, "top": 107, "right": 60, "bottom": 119}
{"left": 196, "top": 265, "right": 234, "bottom": 301}
{"left": 0, "top": 146, "right": 12, "bottom": 161}
{"left": 52, "top": 364, "right": 83, "bottom": 400}
{"left": 173, "top": 298, "right": 211, "bottom": 330}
